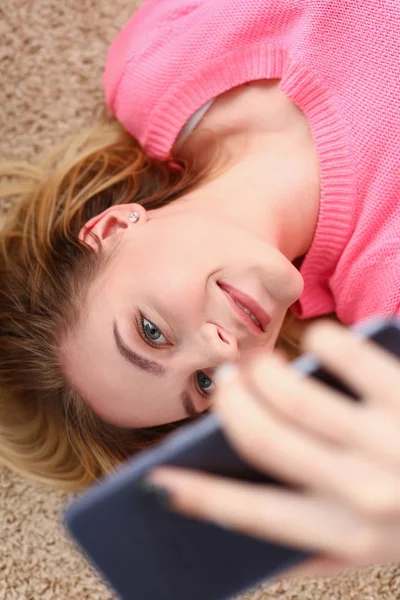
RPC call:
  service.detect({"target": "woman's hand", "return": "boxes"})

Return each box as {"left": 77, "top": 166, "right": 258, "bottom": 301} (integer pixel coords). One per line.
{"left": 148, "top": 320, "right": 400, "bottom": 574}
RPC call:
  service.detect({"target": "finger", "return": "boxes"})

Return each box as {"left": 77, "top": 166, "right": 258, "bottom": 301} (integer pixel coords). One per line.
{"left": 302, "top": 321, "right": 400, "bottom": 411}
{"left": 213, "top": 370, "right": 400, "bottom": 519}
{"left": 250, "top": 353, "right": 400, "bottom": 473}
{"left": 249, "top": 352, "right": 363, "bottom": 447}
{"left": 147, "top": 467, "right": 386, "bottom": 564}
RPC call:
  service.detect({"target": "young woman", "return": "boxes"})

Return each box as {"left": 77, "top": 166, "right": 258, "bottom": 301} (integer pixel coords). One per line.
{"left": 0, "top": 0, "right": 399, "bottom": 502}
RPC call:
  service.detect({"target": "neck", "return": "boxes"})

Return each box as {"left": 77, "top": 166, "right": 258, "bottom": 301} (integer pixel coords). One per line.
{"left": 173, "top": 80, "right": 321, "bottom": 262}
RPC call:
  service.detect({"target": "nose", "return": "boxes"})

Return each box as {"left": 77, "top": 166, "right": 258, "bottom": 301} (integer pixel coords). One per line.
{"left": 202, "top": 323, "right": 240, "bottom": 365}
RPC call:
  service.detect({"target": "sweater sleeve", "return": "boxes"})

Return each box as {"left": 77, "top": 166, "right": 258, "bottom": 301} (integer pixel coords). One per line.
{"left": 333, "top": 246, "right": 400, "bottom": 326}
{"left": 104, "top": 1, "right": 204, "bottom": 120}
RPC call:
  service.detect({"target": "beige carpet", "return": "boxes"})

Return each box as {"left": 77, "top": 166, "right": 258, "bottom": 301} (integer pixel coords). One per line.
{"left": 1, "top": 1, "right": 400, "bottom": 598}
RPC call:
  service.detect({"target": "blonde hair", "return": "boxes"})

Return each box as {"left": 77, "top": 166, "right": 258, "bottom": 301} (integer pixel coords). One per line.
{"left": 0, "top": 118, "right": 323, "bottom": 492}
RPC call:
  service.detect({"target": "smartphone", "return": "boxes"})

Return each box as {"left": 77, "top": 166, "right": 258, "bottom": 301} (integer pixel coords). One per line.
{"left": 64, "top": 317, "right": 400, "bottom": 600}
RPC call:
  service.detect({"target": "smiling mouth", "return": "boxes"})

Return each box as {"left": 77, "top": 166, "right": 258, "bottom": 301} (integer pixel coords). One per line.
{"left": 217, "top": 281, "right": 271, "bottom": 334}
{"left": 231, "top": 299, "right": 261, "bottom": 327}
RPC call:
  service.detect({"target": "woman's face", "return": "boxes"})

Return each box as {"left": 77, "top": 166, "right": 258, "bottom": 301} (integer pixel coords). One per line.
{"left": 62, "top": 203, "right": 304, "bottom": 428}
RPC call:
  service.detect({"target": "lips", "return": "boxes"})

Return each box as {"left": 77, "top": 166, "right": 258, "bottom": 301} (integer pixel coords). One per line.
{"left": 217, "top": 281, "right": 271, "bottom": 334}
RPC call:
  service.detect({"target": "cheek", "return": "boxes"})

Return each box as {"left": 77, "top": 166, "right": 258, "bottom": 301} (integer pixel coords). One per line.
{"left": 135, "top": 241, "right": 208, "bottom": 298}
{"left": 148, "top": 267, "right": 203, "bottom": 307}
{"left": 138, "top": 263, "right": 206, "bottom": 328}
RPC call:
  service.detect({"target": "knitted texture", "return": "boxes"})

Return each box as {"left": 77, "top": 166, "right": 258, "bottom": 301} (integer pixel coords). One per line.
{"left": 104, "top": 0, "right": 400, "bottom": 326}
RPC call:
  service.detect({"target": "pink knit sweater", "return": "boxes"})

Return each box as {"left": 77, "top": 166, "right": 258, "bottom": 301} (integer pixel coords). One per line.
{"left": 104, "top": 0, "right": 400, "bottom": 326}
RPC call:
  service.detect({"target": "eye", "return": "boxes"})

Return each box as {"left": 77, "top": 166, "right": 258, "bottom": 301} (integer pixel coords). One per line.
{"left": 138, "top": 314, "right": 169, "bottom": 348}
{"left": 195, "top": 370, "right": 216, "bottom": 397}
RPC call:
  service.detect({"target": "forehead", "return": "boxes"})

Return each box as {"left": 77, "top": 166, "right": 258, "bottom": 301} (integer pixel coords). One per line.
{"left": 60, "top": 281, "right": 184, "bottom": 428}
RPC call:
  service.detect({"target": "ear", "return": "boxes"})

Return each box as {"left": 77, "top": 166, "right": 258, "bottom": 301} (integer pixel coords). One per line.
{"left": 78, "top": 204, "right": 146, "bottom": 252}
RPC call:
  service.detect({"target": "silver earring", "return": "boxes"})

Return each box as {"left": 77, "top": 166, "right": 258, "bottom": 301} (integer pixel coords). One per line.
{"left": 129, "top": 211, "right": 139, "bottom": 223}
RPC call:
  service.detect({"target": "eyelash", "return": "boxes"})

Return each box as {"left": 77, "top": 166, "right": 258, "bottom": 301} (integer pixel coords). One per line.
{"left": 137, "top": 312, "right": 170, "bottom": 349}
{"left": 195, "top": 371, "right": 215, "bottom": 398}
{"left": 196, "top": 382, "right": 210, "bottom": 399}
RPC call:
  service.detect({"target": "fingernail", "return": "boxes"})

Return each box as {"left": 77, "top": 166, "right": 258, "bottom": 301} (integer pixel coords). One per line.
{"left": 136, "top": 477, "right": 171, "bottom": 510}
{"left": 215, "top": 362, "right": 237, "bottom": 384}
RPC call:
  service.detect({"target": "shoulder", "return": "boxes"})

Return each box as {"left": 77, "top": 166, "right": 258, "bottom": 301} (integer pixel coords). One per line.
{"left": 104, "top": 1, "right": 204, "bottom": 114}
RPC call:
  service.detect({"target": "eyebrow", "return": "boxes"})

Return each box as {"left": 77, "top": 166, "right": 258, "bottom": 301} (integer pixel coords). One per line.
{"left": 181, "top": 390, "right": 202, "bottom": 419}
{"left": 113, "top": 321, "right": 166, "bottom": 376}
{"left": 113, "top": 321, "right": 201, "bottom": 418}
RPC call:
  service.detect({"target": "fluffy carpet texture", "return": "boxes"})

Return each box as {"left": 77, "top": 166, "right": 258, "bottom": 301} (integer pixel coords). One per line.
{"left": 1, "top": 1, "right": 400, "bottom": 598}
